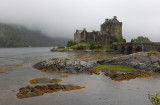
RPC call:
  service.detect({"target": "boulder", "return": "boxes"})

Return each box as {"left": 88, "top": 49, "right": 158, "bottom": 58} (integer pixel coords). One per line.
{"left": 98, "top": 52, "right": 160, "bottom": 71}
{"left": 33, "top": 58, "right": 97, "bottom": 73}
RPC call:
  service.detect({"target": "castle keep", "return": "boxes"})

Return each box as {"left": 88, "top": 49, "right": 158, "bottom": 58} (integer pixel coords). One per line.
{"left": 74, "top": 16, "right": 122, "bottom": 44}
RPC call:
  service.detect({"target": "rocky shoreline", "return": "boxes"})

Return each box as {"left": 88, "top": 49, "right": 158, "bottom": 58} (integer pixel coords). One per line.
{"left": 33, "top": 58, "right": 97, "bottom": 73}
{"left": 105, "top": 69, "right": 152, "bottom": 81}
{"left": 33, "top": 52, "right": 160, "bottom": 81}
{"left": 50, "top": 48, "right": 115, "bottom": 53}
{"left": 98, "top": 52, "right": 160, "bottom": 71}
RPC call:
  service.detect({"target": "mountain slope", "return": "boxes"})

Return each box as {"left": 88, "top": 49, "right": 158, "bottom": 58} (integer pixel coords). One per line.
{"left": 0, "top": 23, "right": 70, "bottom": 47}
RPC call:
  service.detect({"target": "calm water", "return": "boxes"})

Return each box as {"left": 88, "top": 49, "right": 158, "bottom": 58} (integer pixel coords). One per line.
{"left": 0, "top": 47, "right": 160, "bottom": 105}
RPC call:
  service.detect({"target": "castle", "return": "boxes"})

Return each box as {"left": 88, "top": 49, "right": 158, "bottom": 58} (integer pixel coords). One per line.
{"left": 74, "top": 16, "right": 122, "bottom": 44}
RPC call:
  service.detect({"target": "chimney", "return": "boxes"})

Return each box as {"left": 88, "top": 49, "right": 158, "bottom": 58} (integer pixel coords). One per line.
{"left": 114, "top": 16, "right": 117, "bottom": 19}
{"left": 105, "top": 19, "right": 108, "bottom": 22}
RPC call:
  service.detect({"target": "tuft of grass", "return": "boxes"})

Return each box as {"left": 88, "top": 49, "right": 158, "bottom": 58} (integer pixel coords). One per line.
{"left": 148, "top": 51, "right": 160, "bottom": 57}
{"left": 93, "top": 65, "right": 136, "bottom": 72}
{"left": 148, "top": 92, "right": 160, "bottom": 105}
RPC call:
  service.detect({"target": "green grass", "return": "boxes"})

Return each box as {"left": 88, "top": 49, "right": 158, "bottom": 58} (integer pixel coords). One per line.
{"left": 69, "top": 43, "right": 90, "bottom": 50}
{"left": 96, "top": 44, "right": 112, "bottom": 49}
{"left": 148, "top": 51, "right": 160, "bottom": 57}
{"left": 93, "top": 65, "right": 136, "bottom": 72}
{"left": 69, "top": 43, "right": 112, "bottom": 50}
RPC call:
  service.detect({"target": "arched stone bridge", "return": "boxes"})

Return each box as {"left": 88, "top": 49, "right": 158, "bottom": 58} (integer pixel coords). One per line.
{"left": 115, "top": 42, "right": 160, "bottom": 54}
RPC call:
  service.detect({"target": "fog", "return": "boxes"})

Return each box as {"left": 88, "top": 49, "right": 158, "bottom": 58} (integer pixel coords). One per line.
{"left": 0, "top": 0, "right": 160, "bottom": 41}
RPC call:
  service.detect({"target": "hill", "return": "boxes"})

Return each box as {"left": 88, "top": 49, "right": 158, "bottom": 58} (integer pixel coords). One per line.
{"left": 0, "top": 23, "right": 70, "bottom": 47}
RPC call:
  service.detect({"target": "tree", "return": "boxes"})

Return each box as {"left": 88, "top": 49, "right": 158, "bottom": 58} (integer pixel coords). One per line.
{"left": 131, "top": 36, "right": 151, "bottom": 43}
{"left": 110, "top": 35, "right": 126, "bottom": 44}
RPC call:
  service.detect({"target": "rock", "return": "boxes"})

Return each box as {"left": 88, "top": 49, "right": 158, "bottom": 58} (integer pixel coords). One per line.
{"left": 104, "top": 69, "right": 152, "bottom": 81}
{"left": 98, "top": 52, "right": 160, "bottom": 71}
{"left": 84, "top": 50, "right": 92, "bottom": 52}
{"left": 33, "top": 58, "right": 96, "bottom": 73}
{"left": 150, "top": 55, "right": 160, "bottom": 63}
{"left": 155, "top": 67, "right": 160, "bottom": 72}
{"left": 17, "top": 84, "right": 85, "bottom": 99}
{"left": 105, "top": 49, "right": 115, "bottom": 52}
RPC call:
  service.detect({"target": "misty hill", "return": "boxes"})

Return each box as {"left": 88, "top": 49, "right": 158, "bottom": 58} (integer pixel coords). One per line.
{"left": 0, "top": 23, "right": 70, "bottom": 47}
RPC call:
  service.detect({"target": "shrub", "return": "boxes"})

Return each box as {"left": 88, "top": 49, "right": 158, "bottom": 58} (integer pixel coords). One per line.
{"left": 131, "top": 36, "right": 151, "bottom": 43}
{"left": 148, "top": 92, "right": 160, "bottom": 105}
{"left": 67, "top": 40, "right": 77, "bottom": 47}
{"left": 58, "top": 46, "right": 65, "bottom": 49}
{"left": 89, "top": 42, "right": 97, "bottom": 50}
{"left": 97, "top": 45, "right": 103, "bottom": 49}
{"left": 76, "top": 45, "right": 87, "bottom": 50}
{"left": 70, "top": 43, "right": 89, "bottom": 50}
{"left": 110, "top": 35, "right": 125, "bottom": 44}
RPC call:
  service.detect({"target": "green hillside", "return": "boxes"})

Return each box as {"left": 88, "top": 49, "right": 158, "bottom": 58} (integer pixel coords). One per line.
{"left": 0, "top": 23, "right": 70, "bottom": 47}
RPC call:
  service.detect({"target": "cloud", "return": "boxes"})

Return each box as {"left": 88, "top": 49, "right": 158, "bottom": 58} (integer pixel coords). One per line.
{"left": 0, "top": 0, "right": 160, "bottom": 41}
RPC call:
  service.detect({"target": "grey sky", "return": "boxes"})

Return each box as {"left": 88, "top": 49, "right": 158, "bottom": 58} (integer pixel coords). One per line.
{"left": 0, "top": 0, "right": 160, "bottom": 41}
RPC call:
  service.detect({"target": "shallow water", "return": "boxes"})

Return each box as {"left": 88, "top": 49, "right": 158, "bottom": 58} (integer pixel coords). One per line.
{"left": 0, "top": 47, "right": 160, "bottom": 105}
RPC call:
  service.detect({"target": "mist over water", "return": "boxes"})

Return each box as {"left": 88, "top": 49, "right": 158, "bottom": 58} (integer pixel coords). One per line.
{"left": 0, "top": 0, "right": 160, "bottom": 41}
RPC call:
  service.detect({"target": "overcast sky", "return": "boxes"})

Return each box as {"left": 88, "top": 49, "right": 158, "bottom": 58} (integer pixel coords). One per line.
{"left": 0, "top": 0, "right": 160, "bottom": 41}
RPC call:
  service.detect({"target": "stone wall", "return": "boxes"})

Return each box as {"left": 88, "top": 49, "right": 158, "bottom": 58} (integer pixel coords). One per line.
{"left": 115, "top": 42, "right": 160, "bottom": 54}
{"left": 74, "top": 16, "right": 122, "bottom": 44}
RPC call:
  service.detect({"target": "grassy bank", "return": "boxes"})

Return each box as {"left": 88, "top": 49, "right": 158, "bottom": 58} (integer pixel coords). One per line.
{"left": 93, "top": 65, "right": 136, "bottom": 72}
{"left": 148, "top": 51, "right": 160, "bottom": 56}
{"left": 68, "top": 43, "right": 112, "bottom": 50}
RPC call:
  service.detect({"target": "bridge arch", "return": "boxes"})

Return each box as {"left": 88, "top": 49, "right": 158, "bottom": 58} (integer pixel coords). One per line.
{"left": 126, "top": 45, "right": 133, "bottom": 54}
{"left": 135, "top": 46, "right": 142, "bottom": 52}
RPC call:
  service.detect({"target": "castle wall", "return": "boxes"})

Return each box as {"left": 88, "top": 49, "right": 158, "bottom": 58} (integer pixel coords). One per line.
{"left": 74, "top": 33, "right": 81, "bottom": 43}
{"left": 81, "top": 31, "right": 87, "bottom": 42}
{"left": 86, "top": 32, "right": 94, "bottom": 43}
{"left": 111, "top": 23, "right": 122, "bottom": 38}
{"left": 74, "top": 16, "right": 122, "bottom": 44}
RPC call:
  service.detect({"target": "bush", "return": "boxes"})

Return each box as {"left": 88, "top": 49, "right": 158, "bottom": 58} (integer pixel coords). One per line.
{"left": 97, "top": 45, "right": 103, "bottom": 49}
{"left": 148, "top": 92, "right": 160, "bottom": 105}
{"left": 110, "top": 35, "right": 125, "bottom": 44}
{"left": 70, "top": 43, "right": 89, "bottom": 50}
{"left": 76, "top": 45, "right": 87, "bottom": 50}
{"left": 67, "top": 40, "right": 77, "bottom": 47}
{"left": 89, "top": 42, "right": 97, "bottom": 50}
{"left": 131, "top": 36, "right": 151, "bottom": 43}
{"left": 58, "top": 46, "right": 65, "bottom": 49}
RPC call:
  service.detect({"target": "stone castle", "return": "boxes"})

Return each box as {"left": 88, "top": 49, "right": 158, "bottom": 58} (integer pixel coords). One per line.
{"left": 74, "top": 16, "right": 122, "bottom": 44}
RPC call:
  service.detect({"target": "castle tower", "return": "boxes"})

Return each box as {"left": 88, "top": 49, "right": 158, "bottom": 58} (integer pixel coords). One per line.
{"left": 74, "top": 28, "right": 87, "bottom": 43}
{"left": 100, "top": 16, "right": 122, "bottom": 38}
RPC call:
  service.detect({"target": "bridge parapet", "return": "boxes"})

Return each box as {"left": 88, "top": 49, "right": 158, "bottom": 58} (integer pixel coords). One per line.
{"left": 115, "top": 42, "right": 160, "bottom": 54}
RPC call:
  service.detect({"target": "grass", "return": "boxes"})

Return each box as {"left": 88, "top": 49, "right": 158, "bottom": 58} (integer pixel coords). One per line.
{"left": 70, "top": 43, "right": 90, "bottom": 50}
{"left": 148, "top": 92, "right": 160, "bottom": 105}
{"left": 96, "top": 44, "right": 112, "bottom": 49}
{"left": 69, "top": 42, "right": 112, "bottom": 50}
{"left": 148, "top": 51, "right": 160, "bottom": 57}
{"left": 93, "top": 65, "right": 136, "bottom": 72}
